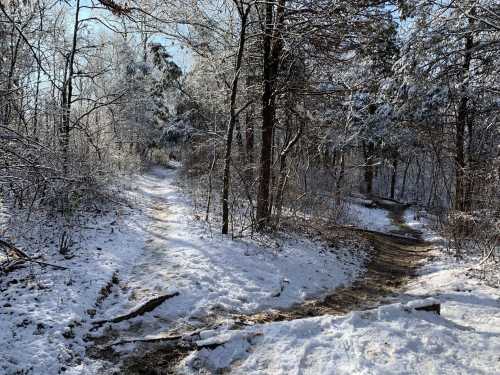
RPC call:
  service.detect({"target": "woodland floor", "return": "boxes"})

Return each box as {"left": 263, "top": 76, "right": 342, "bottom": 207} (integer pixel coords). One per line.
{"left": 1, "top": 166, "right": 498, "bottom": 375}
{"left": 91, "top": 173, "right": 433, "bottom": 374}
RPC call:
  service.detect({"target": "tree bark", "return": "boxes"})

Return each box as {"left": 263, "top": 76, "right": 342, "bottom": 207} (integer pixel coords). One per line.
{"left": 256, "top": 0, "right": 286, "bottom": 229}
{"left": 274, "top": 117, "right": 302, "bottom": 228}
{"left": 222, "top": 6, "right": 250, "bottom": 234}
{"left": 335, "top": 150, "right": 345, "bottom": 206}
{"left": 245, "top": 75, "right": 254, "bottom": 168}
{"left": 390, "top": 155, "right": 398, "bottom": 199}
{"left": 362, "top": 141, "right": 375, "bottom": 195}
{"left": 399, "top": 158, "right": 410, "bottom": 201}
{"left": 454, "top": 7, "right": 474, "bottom": 211}
{"left": 464, "top": 117, "right": 474, "bottom": 211}
{"left": 60, "top": 0, "right": 80, "bottom": 175}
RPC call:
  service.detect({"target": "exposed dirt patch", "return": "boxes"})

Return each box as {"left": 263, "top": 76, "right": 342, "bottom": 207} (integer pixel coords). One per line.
{"left": 89, "top": 199, "right": 434, "bottom": 373}
{"left": 235, "top": 229, "right": 431, "bottom": 324}
{"left": 120, "top": 344, "right": 192, "bottom": 375}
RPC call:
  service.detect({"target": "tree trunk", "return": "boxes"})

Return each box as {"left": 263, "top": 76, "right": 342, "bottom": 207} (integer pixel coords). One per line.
{"left": 455, "top": 113, "right": 466, "bottom": 211}
{"left": 222, "top": 7, "right": 249, "bottom": 234}
{"left": 244, "top": 74, "right": 255, "bottom": 181}
{"left": 245, "top": 103, "right": 254, "bottom": 183}
{"left": 362, "top": 141, "right": 375, "bottom": 195}
{"left": 274, "top": 117, "right": 302, "bottom": 228}
{"left": 274, "top": 153, "right": 288, "bottom": 228}
{"left": 454, "top": 8, "right": 474, "bottom": 211}
{"left": 399, "top": 158, "right": 410, "bottom": 201}
{"left": 60, "top": 0, "right": 80, "bottom": 175}
{"left": 245, "top": 105, "right": 254, "bottom": 163}
{"left": 390, "top": 155, "right": 398, "bottom": 199}
{"left": 464, "top": 110, "right": 475, "bottom": 211}
{"left": 205, "top": 147, "right": 217, "bottom": 222}
{"left": 3, "top": 31, "right": 21, "bottom": 128}
{"left": 335, "top": 150, "right": 345, "bottom": 206}
{"left": 256, "top": 0, "right": 286, "bottom": 229}
{"left": 33, "top": 3, "right": 44, "bottom": 139}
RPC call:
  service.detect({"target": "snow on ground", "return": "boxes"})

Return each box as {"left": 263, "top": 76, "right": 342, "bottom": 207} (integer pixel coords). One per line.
{"left": 404, "top": 209, "right": 444, "bottom": 242}
{"left": 180, "top": 257, "right": 500, "bottom": 375}
{"left": 402, "top": 253, "right": 500, "bottom": 335}
{"left": 178, "top": 212, "right": 500, "bottom": 375}
{"left": 3, "top": 166, "right": 497, "bottom": 375}
{"left": 344, "top": 201, "right": 398, "bottom": 233}
{"left": 97, "top": 167, "right": 367, "bottom": 334}
{"left": 0, "top": 166, "right": 367, "bottom": 374}
{"left": 0, "top": 183, "right": 152, "bottom": 374}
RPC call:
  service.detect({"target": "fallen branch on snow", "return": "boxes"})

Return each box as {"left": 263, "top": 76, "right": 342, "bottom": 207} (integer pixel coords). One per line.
{"left": 407, "top": 298, "right": 441, "bottom": 315}
{"left": 92, "top": 292, "right": 180, "bottom": 327}
{"left": 108, "top": 328, "right": 204, "bottom": 347}
{"left": 108, "top": 328, "right": 262, "bottom": 352}
{"left": 414, "top": 303, "right": 441, "bottom": 315}
{"left": 0, "top": 238, "right": 67, "bottom": 271}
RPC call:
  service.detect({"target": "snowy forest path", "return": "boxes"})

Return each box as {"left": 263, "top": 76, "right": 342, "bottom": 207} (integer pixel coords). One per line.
{"left": 88, "top": 170, "right": 434, "bottom": 374}
{"left": 112, "top": 195, "right": 433, "bottom": 374}
{"left": 235, "top": 201, "right": 434, "bottom": 324}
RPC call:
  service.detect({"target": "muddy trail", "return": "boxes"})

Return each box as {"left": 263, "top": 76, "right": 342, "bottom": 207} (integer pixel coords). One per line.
{"left": 238, "top": 200, "right": 432, "bottom": 324}
{"left": 91, "top": 198, "right": 434, "bottom": 374}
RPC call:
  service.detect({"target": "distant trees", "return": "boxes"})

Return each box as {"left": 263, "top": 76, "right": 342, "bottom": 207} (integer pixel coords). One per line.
{"left": 0, "top": 0, "right": 179, "bottom": 212}
{"left": 112, "top": 37, "right": 181, "bottom": 158}
{"left": 175, "top": 0, "right": 498, "bottom": 235}
{"left": 396, "top": 0, "right": 499, "bottom": 211}
{"left": 1, "top": 0, "right": 497, "bottom": 238}
{"left": 253, "top": 0, "right": 404, "bottom": 228}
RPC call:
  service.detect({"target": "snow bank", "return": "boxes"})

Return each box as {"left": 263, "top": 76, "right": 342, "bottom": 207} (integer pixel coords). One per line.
{"left": 404, "top": 256, "right": 500, "bottom": 335}
{"left": 0, "top": 178, "right": 153, "bottom": 374}
{"left": 181, "top": 295, "right": 500, "bottom": 374}
{"left": 180, "top": 245, "right": 500, "bottom": 375}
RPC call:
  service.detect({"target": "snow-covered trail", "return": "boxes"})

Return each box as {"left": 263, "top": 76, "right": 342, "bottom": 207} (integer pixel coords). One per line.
{"left": 88, "top": 169, "right": 444, "bottom": 374}
{"left": 84, "top": 170, "right": 498, "bottom": 375}
{"left": 83, "top": 168, "right": 500, "bottom": 375}
{"left": 2, "top": 168, "right": 497, "bottom": 375}
{"left": 236, "top": 226, "right": 432, "bottom": 325}
{"left": 172, "top": 205, "right": 500, "bottom": 375}
{"left": 92, "top": 166, "right": 366, "bottom": 346}
{"left": 0, "top": 165, "right": 364, "bottom": 375}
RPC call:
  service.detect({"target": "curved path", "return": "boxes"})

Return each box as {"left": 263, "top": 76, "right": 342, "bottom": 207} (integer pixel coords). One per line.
{"left": 237, "top": 205, "right": 432, "bottom": 324}
{"left": 103, "top": 199, "right": 435, "bottom": 374}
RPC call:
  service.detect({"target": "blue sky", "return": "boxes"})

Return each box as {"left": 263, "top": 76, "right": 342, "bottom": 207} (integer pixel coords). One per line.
{"left": 78, "top": 0, "right": 193, "bottom": 72}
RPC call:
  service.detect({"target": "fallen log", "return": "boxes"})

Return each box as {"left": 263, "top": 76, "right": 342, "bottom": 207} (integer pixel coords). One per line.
{"left": 108, "top": 328, "right": 204, "bottom": 347}
{"left": 369, "top": 194, "right": 412, "bottom": 208}
{"left": 320, "top": 224, "right": 425, "bottom": 245}
{"left": 92, "top": 292, "right": 180, "bottom": 327}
